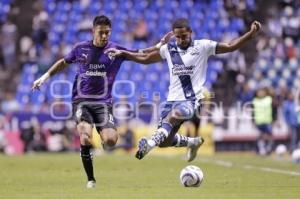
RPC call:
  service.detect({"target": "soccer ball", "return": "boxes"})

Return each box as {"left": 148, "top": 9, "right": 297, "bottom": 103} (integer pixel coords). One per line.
{"left": 275, "top": 144, "right": 287, "bottom": 157}
{"left": 180, "top": 165, "right": 204, "bottom": 187}
{"left": 291, "top": 149, "right": 300, "bottom": 164}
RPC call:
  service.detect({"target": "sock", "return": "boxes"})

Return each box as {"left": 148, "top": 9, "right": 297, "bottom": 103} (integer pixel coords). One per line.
{"left": 266, "top": 139, "right": 273, "bottom": 153}
{"left": 171, "top": 134, "right": 198, "bottom": 147}
{"left": 257, "top": 139, "right": 266, "bottom": 155}
{"left": 80, "top": 145, "right": 95, "bottom": 181}
{"left": 148, "top": 123, "right": 173, "bottom": 148}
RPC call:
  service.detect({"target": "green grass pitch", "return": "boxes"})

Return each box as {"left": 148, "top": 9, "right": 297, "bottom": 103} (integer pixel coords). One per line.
{"left": 1, "top": 153, "right": 300, "bottom": 199}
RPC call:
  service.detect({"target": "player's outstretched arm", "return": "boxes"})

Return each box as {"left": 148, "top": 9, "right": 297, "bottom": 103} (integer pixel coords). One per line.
{"left": 216, "top": 21, "right": 261, "bottom": 54}
{"left": 32, "top": 58, "right": 69, "bottom": 90}
{"left": 106, "top": 48, "right": 163, "bottom": 64}
{"left": 139, "top": 31, "right": 174, "bottom": 53}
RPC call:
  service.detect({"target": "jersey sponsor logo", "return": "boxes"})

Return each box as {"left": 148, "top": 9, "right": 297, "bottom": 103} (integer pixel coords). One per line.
{"left": 89, "top": 64, "right": 105, "bottom": 69}
{"left": 85, "top": 71, "right": 107, "bottom": 76}
{"left": 172, "top": 65, "right": 195, "bottom": 76}
{"left": 85, "top": 64, "right": 107, "bottom": 76}
{"left": 173, "top": 64, "right": 185, "bottom": 68}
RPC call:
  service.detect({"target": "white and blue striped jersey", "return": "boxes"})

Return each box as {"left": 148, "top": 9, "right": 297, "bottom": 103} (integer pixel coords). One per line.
{"left": 159, "top": 39, "right": 217, "bottom": 102}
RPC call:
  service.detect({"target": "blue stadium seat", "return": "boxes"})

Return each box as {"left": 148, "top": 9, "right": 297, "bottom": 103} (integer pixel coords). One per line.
{"left": 16, "top": 0, "right": 246, "bottom": 110}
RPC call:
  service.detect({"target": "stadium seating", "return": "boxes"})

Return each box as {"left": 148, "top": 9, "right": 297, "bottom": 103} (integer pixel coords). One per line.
{"left": 17, "top": 0, "right": 247, "bottom": 111}
{"left": 248, "top": 4, "right": 300, "bottom": 91}
{"left": 0, "top": 0, "right": 11, "bottom": 23}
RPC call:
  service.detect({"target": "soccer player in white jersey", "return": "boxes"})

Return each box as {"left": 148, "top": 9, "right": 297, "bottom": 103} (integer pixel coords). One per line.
{"left": 107, "top": 18, "right": 261, "bottom": 161}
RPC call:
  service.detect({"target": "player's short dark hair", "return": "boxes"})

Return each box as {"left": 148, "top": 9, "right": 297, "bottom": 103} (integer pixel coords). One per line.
{"left": 93, "top": 15, "right": 112, "bottom": 27}
{"left": 172, "top": 18, "right": 191, "bottom": 30}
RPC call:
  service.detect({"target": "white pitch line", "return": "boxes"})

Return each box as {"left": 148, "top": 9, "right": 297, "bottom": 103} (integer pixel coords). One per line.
{"left": 260, "top": 167, "right": 300, "bottom": 176}
{"left": 199, "top": 159, "right": 233, "bottom": 167}
{"left": 243, "top": 164, "right": 300, "bottom": 176}
{"left": 199, "top": 158, "right": 300, "bottom": 177}
{"left": 214, "top": 160, "right": 233, "bottom": 168}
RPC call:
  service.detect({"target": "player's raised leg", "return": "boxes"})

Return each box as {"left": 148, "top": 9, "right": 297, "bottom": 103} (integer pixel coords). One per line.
{"left": 186, "top": 136, "right": 204, "bottom": 162}
{"left": 135, "top": 122, "right": 173, "bottom": 160}
{"left": 135, "top": 101, "right": 204, "bottom": 160}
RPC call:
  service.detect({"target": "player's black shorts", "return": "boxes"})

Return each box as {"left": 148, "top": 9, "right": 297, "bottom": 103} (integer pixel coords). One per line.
{"left": 72, "top": 101, "right": 116, "bottom": 133}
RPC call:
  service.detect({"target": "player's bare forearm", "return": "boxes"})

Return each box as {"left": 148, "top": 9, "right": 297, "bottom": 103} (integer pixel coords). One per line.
{"left": 105, "top": 48, "right": 162, "bottom": 64}
{"left": 32, "top": 58, "right": 69, "bottom": 90}
{"left": 139, "top": 46, "right": 158, "bottom": 54}
{"left": 226, "top": 31, "right": 252, "bottom": 51}
{"left": 139, "top": 31, "right": 174, "bottom": 54}
{"left": 120, "top": 50, "right": 162, "bottom": 64}
{"left": 47, "top": 58, "right": 69, "bottom": 76}
{"left": 216, "top": 21, "right": 261, "bottom": 54}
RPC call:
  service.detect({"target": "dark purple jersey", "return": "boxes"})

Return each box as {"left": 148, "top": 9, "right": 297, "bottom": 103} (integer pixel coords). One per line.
{"left": 64, "top": 41, "right": 132, "bottom": 104}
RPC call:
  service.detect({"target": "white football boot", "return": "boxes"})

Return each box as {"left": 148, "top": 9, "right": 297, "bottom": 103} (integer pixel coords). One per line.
{"left": 86, "top": 180, "right": 96, "bottom": 189}
{"left": 187, "top": 137, "right": 204, "bottom": 162}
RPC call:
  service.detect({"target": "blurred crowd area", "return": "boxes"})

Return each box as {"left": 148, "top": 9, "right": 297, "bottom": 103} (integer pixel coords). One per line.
{"left": 0, "top": 0, "right": 300, "bottom": 154}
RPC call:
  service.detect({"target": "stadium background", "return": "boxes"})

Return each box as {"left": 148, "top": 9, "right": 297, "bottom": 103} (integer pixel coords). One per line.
{"left": 0, "top": 0, "right": 299, "bottom": 156}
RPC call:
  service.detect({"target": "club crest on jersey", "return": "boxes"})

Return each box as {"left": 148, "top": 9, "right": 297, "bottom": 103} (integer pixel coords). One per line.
{"left": 108, "top": 52, "right": 116, "bottom": 61}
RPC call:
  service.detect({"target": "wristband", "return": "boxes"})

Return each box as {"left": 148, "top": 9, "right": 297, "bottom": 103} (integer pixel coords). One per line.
{"left": 40, "top": 72, "right": 50, "bottom": 82}
{"left": 155, "top": 42, "right": 163, "bottom": 50}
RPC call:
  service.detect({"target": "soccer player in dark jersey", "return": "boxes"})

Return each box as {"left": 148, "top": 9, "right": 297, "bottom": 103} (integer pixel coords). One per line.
{"left": 32, "top": 15, "right": 172, "bottom": 188}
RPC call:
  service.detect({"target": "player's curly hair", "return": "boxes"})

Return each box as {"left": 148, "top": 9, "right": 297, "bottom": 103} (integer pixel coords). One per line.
{"left": 172, "top": 18, "right": 191, "bottom": 30}
{"left": 93, "top": 15, "right": 111, "bottom": 27}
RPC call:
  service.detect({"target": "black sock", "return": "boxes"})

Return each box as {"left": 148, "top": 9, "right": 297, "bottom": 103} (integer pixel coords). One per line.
{"left": 80, "top": 145, "right": 95, "bottom": 181}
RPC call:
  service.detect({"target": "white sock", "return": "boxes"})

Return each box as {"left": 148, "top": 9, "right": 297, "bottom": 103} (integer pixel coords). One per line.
{"left": 148, "top": 128, "right": 169, "bottom": 150}
{"left": 187, "top": 137, "right": 199, "bottom": 147}
{"left": 147, "top": 139, "right": 156, "bottom": 148}
{"left": 173, "top": 134, "right": 200, "bottom": 147}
